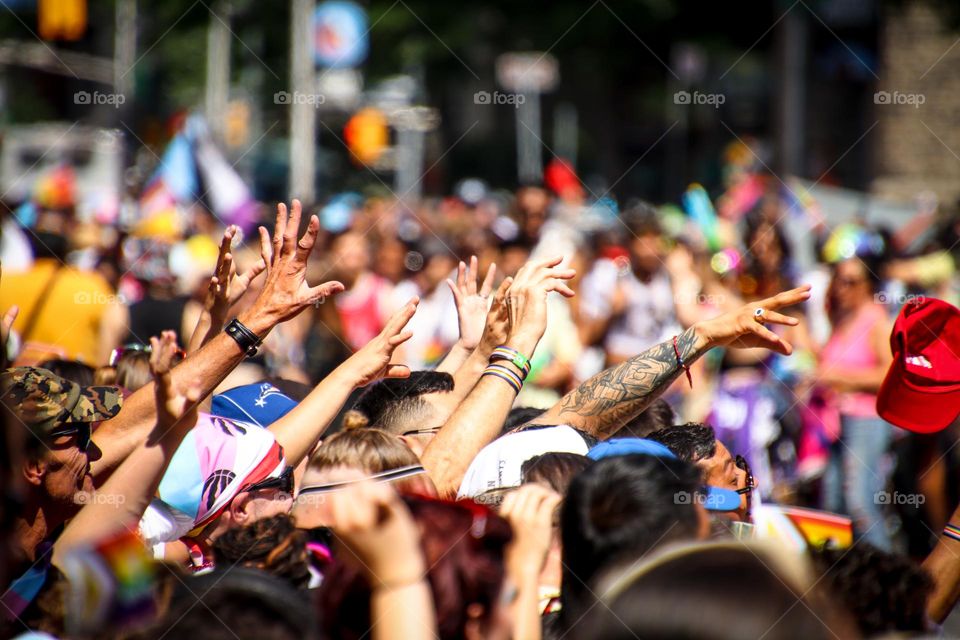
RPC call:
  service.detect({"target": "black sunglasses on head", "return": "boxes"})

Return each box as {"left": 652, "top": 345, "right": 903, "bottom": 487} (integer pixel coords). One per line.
{"left": 243, "top": 466, "right": 294, "bottom": 495}
{"left": 48, "top": 422, "right": 92, "bottom": 451}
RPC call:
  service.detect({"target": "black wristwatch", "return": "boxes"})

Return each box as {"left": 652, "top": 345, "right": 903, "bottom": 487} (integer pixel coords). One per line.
{"left": 225, "top": 318, "right": 263, "bottom": 356}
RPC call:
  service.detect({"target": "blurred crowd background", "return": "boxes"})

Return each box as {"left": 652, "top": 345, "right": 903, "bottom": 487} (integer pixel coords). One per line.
{"left": 2, "top": 0, "right": 960, "bottom": 559}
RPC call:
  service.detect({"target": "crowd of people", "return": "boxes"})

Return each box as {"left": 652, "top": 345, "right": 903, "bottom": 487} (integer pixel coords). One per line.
{"left": 2, "top": 151, "right": 960, "bottom": 639}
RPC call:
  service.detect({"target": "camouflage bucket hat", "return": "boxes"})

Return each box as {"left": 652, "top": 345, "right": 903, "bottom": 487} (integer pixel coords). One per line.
{"left": 0, "top": 367, "right": 122, "bottom": 436}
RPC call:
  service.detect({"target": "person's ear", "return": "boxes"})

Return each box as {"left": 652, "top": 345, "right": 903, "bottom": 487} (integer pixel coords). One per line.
{"left": 397, "top": 434, "right": 423, "bottom": 457}
{"left": 22, "top": 457, "right": 46, "bottom": 487}
{"left": 227, "top": 491, "right": 254, "bottom": 525}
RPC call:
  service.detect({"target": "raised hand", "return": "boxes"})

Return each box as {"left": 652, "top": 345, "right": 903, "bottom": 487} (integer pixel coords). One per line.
{"left": 205, "top": 225, "right": 266, "bottom": 323}
{"left": 328, "top": 480, "right": 425, "bottom": 588}
{"left": 150, "top": 331, "right": 200, "bottom": 442}
{"left": 446, "top": 256, "right": 497, "bottom": 351}
{"left": 500, "top": 483, "right": 561, "bottom": 577}
{"left": 504, "top": 256, "right": 576, "bottom": 355}
{"left": 478, "top": 277, "right": 513, "bottom": 355}
{"left": 693, "top": 285, "right": 811, "bottom": 355}
{"left": 343, "top": 297, "right": 419, "bottom": 387}
{"left": 246, "top": 200, "right": 345, "bottom": 329}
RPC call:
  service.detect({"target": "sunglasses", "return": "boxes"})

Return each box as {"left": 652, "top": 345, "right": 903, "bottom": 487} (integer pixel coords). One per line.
{"left": 297, "top": 465, "right": 427, "bottom": 496}
{"left": 735, "top": 454, "right": 756, "bottom": 512}
{"left": 109, "top": 343, "right": 187, "bottom": 367}
{"left": 400, "top": 427, "right": 441, "bottom": 437}
{"left": 243, "top": 466, "right": 295, "bottom": 496}
{"left": 48, "top": 422, "right": 92, "bottom": 451}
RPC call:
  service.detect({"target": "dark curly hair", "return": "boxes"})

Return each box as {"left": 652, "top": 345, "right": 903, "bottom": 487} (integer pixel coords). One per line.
{"left": 809, "top": 543, "right": 933, "bottom": 636}
{"left": 521, "top": 452, "right": 591, "bottom": 496}
{"left": 646, "top": 422, "right": 717, "bottom": 463}
{"left": 613, "top": 399, "right": 676, "bottom": 439}
{"left": 212, "top": 514, "right": 311, "bottom": 589}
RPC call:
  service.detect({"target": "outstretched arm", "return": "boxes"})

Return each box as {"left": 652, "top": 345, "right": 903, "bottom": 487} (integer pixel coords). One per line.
{"left": 430, "top": 257, "right": 498, "bottom": 419}
{"left": 268, "top": 298, "right": 418, "bottom": 466}
{"left": 435, "top": 256, "right": 496, "bottom": 375}
{"left": 187, "top": 225, "right": 266, "bottom": 354}
{"left": 91, "top": 200, "right": 343, "bottom": 481}
{"left": 54, "top": 332, "right": 200, "bottom": 567}
{"left": 421, "top": 257, "right": 576, "bottom": 498}
{"left": 530, "top": 285, "right": 812, "bottom": 438}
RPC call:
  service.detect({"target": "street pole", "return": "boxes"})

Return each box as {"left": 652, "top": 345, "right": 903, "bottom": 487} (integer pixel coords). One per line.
{"left": 113, "top": 0, "right": 136, "bottom": 99}
{"left": 289, "top": 0, "right": 316, "bottom": 202}
{"left": 205, "top": 0, "right": 231, "bottom": 142}
{"left": 516, "top": 89, "right": 541, "bottom": 183}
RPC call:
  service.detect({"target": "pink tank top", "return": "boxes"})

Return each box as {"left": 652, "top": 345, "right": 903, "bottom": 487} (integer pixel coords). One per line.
{"left": 335, "top": 273, "right": 388, "bottom": 351}
{"left": 820, "top": 303, "right": 885, "bottom": 418}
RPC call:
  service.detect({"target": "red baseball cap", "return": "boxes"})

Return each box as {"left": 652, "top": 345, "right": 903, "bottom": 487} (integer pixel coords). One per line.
{"left": 877, "top": 298, "right": 960, "bottom": 433}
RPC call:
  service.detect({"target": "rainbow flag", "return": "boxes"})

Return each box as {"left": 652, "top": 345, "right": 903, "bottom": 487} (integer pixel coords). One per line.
{"left": 781, "top": 506, "right": 854, "bottom": 548}
{"left": 60, "top": 527, "right": 156, "bottom": 634}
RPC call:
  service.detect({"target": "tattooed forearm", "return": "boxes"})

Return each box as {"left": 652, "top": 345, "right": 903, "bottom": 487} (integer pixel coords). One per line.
{"left": 542, "top": 326, "right": 705, "bottom": 437}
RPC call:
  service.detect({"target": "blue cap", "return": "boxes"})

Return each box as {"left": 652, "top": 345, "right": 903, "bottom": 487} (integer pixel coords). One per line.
{"left": 588, "top": 438, "right": 676, "bottom": 460}
{"left": 588, "top": 437, "right": 741, "bottom": 512}
{"left": 211, "top": 382, "right": 297, "bottom": 427}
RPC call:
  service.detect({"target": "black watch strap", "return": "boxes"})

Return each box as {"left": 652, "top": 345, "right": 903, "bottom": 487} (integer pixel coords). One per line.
{"left": 225, "top": 318, "right": 262, "bottom": 356}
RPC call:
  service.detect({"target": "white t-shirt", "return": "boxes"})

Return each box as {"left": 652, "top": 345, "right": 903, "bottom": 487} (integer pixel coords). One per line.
{"left": 457, "top": 425, "right": 591, "bottom": 498}
{"left": 392, "top": 278, "right": 459, "bottom": 369}
{"left": 138, "top": 498, "right": 196, "bottom": 557}
{"left": 580, "top": 259, "right": 681, "bottom": 358}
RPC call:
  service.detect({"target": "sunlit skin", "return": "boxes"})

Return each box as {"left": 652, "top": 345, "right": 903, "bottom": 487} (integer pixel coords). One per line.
{"left": 698, "top": 441, "right": 753, "bottom": 520}
{"left": 45, "top": 432, "right": 99, "bottom": 510}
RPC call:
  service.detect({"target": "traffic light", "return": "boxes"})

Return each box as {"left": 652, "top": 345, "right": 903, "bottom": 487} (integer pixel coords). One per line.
{"left": 38, "top": 0, "right": 87, "bottom": 41}
{"left": 344, "top": 107, "right": 388, "bottom": 165}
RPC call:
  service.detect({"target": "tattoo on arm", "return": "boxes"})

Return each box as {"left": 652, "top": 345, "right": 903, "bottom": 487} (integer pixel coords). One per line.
{"left": 553, "top": 327, "right": 702, "bottom": 436}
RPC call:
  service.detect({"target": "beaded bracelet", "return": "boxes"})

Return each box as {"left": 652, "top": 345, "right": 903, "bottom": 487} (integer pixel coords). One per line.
{"left": 489, "top": 346, "right": 531, "bottom": 379}
{"left": 482, "top": 363, "right": 523, "bottom": 395}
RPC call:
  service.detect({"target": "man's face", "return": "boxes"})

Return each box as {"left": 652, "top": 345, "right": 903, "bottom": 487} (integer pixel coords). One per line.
{"left": 423, "top": 254, "right": 457, "bottom": 290}
{"left": 41, "top": 431, "right": 95, "bottom": 510}
{"left": 243, "top": 486, "right": 294, "bottom": 521}
{"left": 629, "top": 232, "right": 663, "bottom": 276}
{"left": 698, "top": 441, "right": 752, "bottom": 517}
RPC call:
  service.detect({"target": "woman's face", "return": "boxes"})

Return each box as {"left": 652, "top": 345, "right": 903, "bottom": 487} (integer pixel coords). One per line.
{"left": 830, "top": 259, "right": 872, "bottom": 312}
{"left": 750, "top": 224, "right": 782, "bottom": 273}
